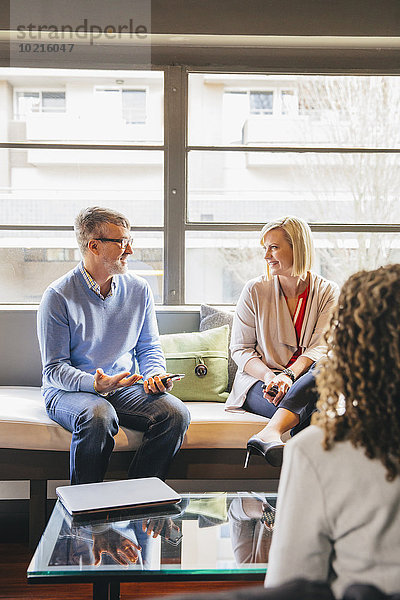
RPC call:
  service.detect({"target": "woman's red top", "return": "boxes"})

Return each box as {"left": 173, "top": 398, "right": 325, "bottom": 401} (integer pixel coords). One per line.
{"left": 285, "top": 284, "right": 309, "bottom": 367}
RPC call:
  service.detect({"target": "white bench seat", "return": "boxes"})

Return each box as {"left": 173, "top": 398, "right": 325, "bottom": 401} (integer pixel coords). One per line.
{"left": 0, "top": 386, "right": 268, "bottom": 452}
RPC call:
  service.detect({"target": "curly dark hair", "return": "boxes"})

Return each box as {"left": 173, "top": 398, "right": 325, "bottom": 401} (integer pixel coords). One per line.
{"left": 314, "top": 264, "right": 400, "bottom": 481}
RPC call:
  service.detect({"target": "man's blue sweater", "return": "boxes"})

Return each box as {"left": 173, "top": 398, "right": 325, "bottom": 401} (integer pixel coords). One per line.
{"left": 37, "top": 264, "right": 166, "bottom": 402}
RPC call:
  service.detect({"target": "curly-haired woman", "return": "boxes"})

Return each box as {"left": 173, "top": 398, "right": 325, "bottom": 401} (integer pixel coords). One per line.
{"left": 265, "top": 264, "right": 400, "bottom": 597}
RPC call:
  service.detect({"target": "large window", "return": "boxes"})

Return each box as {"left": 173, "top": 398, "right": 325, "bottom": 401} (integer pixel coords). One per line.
{"left": 0, "top": 68, "right": 399, "bottom": 305}
{"left": 186, "top": 73, "right": 400, "bottom": 302}
{"left": 0, "top": 68, "right": 164, "bottom": 303}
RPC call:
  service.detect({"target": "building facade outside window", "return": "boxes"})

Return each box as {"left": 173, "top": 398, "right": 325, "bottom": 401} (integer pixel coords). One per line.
{"left": 0, "top": 69, "right": 399, "bottom": 305}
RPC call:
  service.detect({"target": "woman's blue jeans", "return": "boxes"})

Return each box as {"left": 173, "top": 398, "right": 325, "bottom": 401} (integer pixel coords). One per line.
{"left": 243, "top": 364, "right": 318, "bottom": 436}
{"left": 46, "top": 384, "right": 191, "bottom": 485}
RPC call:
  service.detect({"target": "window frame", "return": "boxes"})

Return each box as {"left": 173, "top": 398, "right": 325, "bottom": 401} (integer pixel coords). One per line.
{"left": 2, "top": 66, "right": 400, "bottom": 306}
{"left": 182, "top": 68, "right": 400, "bottom": 304}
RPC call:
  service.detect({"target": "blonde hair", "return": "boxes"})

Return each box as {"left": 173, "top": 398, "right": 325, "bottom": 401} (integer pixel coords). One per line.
{"left": 314, "top": 264, "right": 400, "bottom": 481}
{"left": 260, "top": 216, "right": 314, "bottom": 280}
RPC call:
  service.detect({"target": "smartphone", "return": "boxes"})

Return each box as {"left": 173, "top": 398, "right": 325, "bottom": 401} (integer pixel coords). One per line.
{"left": 160, "top": 524, "right": 183, "bottom": 546}
{"left": 145, "top": 517, "right": 183, "bottom": 546}
{"left": 159, "top": 374, "right": 185, "bottom": 385}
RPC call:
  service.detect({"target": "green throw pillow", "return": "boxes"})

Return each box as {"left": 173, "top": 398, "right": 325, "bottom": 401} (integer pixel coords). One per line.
{"left": 160, "top": 324, "right": 229, "bottom": 402}
{"left": 199, "top": 304, "right": 237, "bottom": 392}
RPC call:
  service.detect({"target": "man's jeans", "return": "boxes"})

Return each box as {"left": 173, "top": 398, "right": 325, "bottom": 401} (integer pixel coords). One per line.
{"left": 46, "top": 384, "right": 191, "bottom": 485}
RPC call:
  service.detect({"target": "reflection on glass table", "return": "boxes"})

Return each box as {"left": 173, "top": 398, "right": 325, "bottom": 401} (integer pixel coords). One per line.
{"left": 28, "top": 492, "right": 275, "bottom": 600}
{"left": 228, "top": 494, "right": 276, "bottom": 565}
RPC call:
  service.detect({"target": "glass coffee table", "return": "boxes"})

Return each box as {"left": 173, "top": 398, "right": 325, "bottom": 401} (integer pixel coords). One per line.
{"left": 28, "top": 491, "right": 276, "bottom": 600}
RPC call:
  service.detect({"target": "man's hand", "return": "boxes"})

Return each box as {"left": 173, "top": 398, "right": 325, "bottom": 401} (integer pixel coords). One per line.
{"left": 142, "top": 517, "right": 180, "bottom": 541}
{"left": 92, "top": 530, "right": 141, "bottom": 566}
{"left": 143, "top": 374, "right": 174, "bottom": 395}
{"left": 94, "top": 368, "right": 143, "bottom": 395}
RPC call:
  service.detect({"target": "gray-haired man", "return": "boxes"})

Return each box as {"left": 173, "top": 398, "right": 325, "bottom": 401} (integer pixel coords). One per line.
{"left": 37, "top": 206, "right": 190, "bottom": 484}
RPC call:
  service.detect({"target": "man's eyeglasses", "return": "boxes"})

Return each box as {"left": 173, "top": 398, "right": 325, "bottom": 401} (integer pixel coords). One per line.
{"left": 95, "top": 237, "right": 133, "bottom": 250}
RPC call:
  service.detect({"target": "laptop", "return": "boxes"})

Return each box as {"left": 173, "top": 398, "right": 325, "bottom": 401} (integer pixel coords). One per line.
{"left": 56, "top": 477, "right": 181, "bottom": 516}
{"left": 64, "top": 501, "right": 184, "bottom": 529}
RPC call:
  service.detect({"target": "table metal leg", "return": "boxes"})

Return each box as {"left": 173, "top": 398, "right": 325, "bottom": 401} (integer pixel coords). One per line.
{"left": 29, "top": 479, "right": 47, "bottom": 550}
{"left": 93, "top": 581, "right": 120, "bottom": 600}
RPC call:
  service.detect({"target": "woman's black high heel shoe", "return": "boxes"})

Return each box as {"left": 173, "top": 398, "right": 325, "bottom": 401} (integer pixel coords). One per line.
{"left": 244, "top": 436, "right": 284, "bottom": 468}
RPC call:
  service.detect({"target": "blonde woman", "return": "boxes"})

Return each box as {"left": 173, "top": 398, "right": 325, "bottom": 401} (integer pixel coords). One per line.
{"left": 266, "top": 264, "right": 400, "bottom": 597}
{"left": 225, "top": 216, "right": 339, "bottom": 467}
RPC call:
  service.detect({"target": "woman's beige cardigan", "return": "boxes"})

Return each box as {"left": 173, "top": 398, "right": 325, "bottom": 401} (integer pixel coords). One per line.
{"left": 225, "top": 272, "right": 339, "bottom": 411}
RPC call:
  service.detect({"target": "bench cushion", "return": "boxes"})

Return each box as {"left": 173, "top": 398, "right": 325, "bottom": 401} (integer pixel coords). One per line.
{"left": 0, "top": 386, "right": 268, "bottom": 452}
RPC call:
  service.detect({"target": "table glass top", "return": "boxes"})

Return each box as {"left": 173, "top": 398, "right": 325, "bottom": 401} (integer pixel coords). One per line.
{"left": 28, "top": 492, "right": 277, "bottom": 580}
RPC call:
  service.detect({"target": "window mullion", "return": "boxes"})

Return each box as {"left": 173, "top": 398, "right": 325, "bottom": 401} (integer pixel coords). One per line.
{"left": 163, "top": 66, "right": 187, "bottom": 305}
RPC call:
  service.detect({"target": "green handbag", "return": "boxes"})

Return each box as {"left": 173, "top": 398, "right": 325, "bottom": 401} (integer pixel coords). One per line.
{"left": 159, "top": 324, "right": 229, "bottom": 402}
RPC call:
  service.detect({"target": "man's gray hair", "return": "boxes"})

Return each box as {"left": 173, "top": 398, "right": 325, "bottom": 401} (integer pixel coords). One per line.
{"left": 74, "top": 206, "right": 131, "bottom": 256}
